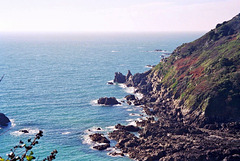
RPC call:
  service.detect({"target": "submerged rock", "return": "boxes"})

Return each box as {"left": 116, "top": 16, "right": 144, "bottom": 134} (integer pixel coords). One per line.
{"left": 0, "top": 113, "right": 10, "bottom": 127}
{"left": 19, "top": 129, "right": 29, "bottom": 134}
{"left": 97, "top": 97, "right": 121, "bottom": 106}
{"left": 107, "top": 81, "right": 114, "bottom": 85}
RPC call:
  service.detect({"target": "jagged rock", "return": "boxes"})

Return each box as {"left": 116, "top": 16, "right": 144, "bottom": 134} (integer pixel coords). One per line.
{"left": 97, "top": 97, "right": 120, "bottom": 106}
{"left": 0, "top": 113, "right": 10, "bottom": 127}
{"left": 126, "top": 70, "right": 132, "bottom": 80}
{"left": 114, "top": 72, "right": 126, "bottom": 83}
{"left": 89, "top": 133, "right": 110, "bottom": 143}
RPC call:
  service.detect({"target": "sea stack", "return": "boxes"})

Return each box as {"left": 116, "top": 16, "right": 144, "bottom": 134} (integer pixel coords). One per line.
{"left": 0, "top": 113, "right": 10, "bottom": 127}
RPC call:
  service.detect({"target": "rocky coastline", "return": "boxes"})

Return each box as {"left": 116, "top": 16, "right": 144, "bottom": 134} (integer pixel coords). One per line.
{"left": 90, "top": 14, "right": 240, "bottom": 161}
{"left": 90, "top": 70, "right": 240, "bottom": 161}
{"left": 104, "top": 71, "right": 240, "bottom": 161}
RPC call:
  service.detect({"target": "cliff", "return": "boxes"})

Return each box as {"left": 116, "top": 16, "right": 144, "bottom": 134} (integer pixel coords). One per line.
{"left": 122, "top": 13, "right": 240, "bottom": 123}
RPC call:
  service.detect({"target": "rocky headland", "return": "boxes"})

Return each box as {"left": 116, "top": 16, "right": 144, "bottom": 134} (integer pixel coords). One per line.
{"left": 91, "top": 14, "right": 240, "bottom": 161}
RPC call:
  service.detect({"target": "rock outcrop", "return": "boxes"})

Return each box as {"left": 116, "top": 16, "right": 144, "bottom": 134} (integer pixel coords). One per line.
{"left": 89, "top": 133, "right": 110, "bottom": 144}
{"left": 89, "top": 133, "right": 110, "bottom": 150}
{"left": 97, "top": 97, "right": 120, "bottom": 106}
{"left": 0, "top": 113, "right": 10, "bottom": 127}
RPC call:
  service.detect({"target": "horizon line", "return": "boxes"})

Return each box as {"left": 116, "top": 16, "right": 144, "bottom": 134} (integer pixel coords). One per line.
{"left": 0, "top": 30, "right": 207, "bottom": 35}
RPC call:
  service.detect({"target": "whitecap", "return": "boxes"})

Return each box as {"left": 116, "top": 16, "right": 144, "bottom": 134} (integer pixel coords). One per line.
{"left": 127, "top": 120, "right": 137, "bottom": 126}
{"left": 90, "top": 99, "right": 123, "bottom": 107}
{"left": 11, "top": 128, "right": 40, "bottom": 136}
{"left": 145, "top": 65, "right": 153, "bottom": 68}
{"left": 118, "top": 83, "right": 143, "bottom": 99}
{"left": 82, "top": 133, "right": 94, "bottom": 145}
{"left": 126, "top": 119, "right": 134, "bottom": 122}
{"left": 129, "top": 113, "right": 142, "bottom": 117}
{"left": 119, "top": 84, "right": 135, "bottom": 94}
{"left": 90, "top": 99, "right": 98, "bottom": 106}
{"left": 105, "top": 126, "right": 115, "bottom": 130}
{"left": 111, "top": 50, "right": 119, "bottom": 53}
{"left": 62, "top": 132, "right": 71, "bottom": 135}
{"left": 107, "top": 80, "right": 115, "bottom": 85}
{"left": 10, "top": 119, "right": 16, "bottom": 127}
{"left": 82, "top": 127, "right": 110, "bottom": 149}
{"left": 107, "top": 147, "right": 124, "bottom": 157}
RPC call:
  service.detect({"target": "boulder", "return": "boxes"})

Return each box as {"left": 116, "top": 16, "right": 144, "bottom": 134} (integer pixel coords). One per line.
{"left": 114, "top": 72, "right": 126, "bottom": 83}
{"left": 125, "top": 94, "right": 136, "bottom": 101}
{"left": 89, "top": 133, "right": 110, "bottom": 143}
{"left": 0, "top": 113, "right": 10, "bottom": 127}
{"left": 97, "top": 97, "right": 120, "bottom": 106}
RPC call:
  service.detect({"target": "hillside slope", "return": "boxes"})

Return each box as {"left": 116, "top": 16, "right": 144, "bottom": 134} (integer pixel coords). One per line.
{"left": 150, "top": 13, "right": 240, "bottom": 122}
{"left": 125, "top": 13, "right": 240, "bottom": 123}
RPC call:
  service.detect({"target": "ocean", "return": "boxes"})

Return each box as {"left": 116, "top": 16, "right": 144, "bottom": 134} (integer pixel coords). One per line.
{"left": 0, "top": 32, "right": 203, "bottom": 160}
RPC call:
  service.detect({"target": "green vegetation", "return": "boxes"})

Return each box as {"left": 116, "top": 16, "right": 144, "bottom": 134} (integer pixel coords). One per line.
{"left": 150, "top": 13, "right": 240, "bottom": 120}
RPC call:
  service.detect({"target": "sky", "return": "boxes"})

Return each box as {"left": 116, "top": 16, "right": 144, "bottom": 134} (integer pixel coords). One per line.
{"left": 0, "top": 0, "right": 239, "bottom": 33}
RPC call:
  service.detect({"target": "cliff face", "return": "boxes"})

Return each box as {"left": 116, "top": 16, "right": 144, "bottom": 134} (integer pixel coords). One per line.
{"left": 132, "top": 14, "right": 240, "bottom": 122}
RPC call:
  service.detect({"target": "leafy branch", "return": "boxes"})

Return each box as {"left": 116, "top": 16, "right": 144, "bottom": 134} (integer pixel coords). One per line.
{"left": 0, "top": 130, "right": 58, "bottom": 161}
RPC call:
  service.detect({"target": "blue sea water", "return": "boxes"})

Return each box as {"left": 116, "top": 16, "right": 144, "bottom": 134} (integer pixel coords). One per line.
{"left": 0, "top": 32, "right": 203, "bottom": 160}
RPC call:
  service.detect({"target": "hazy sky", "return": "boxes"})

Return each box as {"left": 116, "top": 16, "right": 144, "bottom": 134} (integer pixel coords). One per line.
{"left": 0, "top": 0, "right": 239, "bottom": 33}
